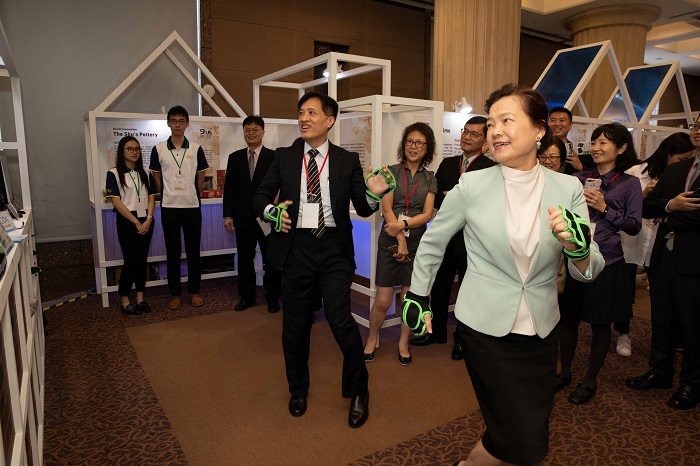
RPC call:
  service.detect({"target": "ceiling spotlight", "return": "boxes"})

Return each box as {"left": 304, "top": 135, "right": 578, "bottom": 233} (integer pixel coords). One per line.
{"left": 453, "top": 97, "right": 472, "bottom": 114}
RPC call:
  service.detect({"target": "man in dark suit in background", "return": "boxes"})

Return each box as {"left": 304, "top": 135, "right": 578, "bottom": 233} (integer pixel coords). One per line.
{"left": 253, "top": 92, "right": 391, "bottom": 428}
{"left": 626, "top": 117, "right": 700, "bottom": 410}
{"left": 410, "top": 116, "right": 496, "bottom": 359}
{"left": 223, "top": 115, "right": 282, "bottom": 313}
{"left": 548, "top": 106, "right": 594, "bottom": 174}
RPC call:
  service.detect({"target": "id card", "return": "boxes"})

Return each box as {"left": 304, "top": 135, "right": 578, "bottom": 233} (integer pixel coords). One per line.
{"left": 301, "top": 202, "right": 320, "bottom": 228}
{"left": 399, "top": 213, "right": 411, "bottom": 238}
{"left": 135, "top": 197, "right": 147, "bottom": 219}
{"left": 174, "top": 173, "right": 188, "bottom": 191}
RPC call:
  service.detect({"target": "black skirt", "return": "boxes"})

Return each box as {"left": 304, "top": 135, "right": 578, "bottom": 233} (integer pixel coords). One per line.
{"left": 560, "top": 258, "right": 632, "bottom": 325}
{"left": 374, "top": 232, "right": 422, "bottom": 287}
{"left": 456, "top": 322, "right": 558, "bottom": 465}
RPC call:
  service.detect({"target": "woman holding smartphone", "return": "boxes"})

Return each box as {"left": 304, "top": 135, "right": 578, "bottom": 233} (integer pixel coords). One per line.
{"left": 363, "top": 122, "right": 437, "bottom": 365}
{"left": 105, "top": 136, "right": 157, "bottom": 315}
{"left": 557, "top": 123, "right": 643, "bottom": 404}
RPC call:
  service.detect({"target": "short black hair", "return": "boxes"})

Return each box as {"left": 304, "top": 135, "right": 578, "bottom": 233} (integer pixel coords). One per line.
{"left": 298, "top": 92, "right": 338, "bottom": 119}
{"left": 465, "top": 116, "right": 487, "bottom": 135}
{"left": 243, "top": 115, "right": 265, "bottom": 129}
{"left": 549, "top": 106, "right": 572, "bottom": 121}
{"left": 590, "top": 123, "right": 639, "bottom": 173}
{"left": 167, "top": 105, "right": 189, "bottom": 121}
{"left": 538, "top": 138, "right": 568, "bottom": 167}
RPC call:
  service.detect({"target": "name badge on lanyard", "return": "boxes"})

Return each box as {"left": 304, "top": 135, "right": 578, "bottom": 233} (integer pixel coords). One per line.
{"left": 129, "top": 171, "right": 148, "bottom": 218}
{"left": 301, "top": 203, "right": 320, "bottom": 228}
{"left": 170, "top": 147, "right": 188, "bottom": 191}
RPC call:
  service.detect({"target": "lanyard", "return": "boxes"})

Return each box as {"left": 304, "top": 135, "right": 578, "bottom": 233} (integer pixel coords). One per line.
{"left": 459, "top": 153, "right": 479, "bottom": 175}
{"left": 589, "top": 170, "right": 621, "bottom": 186}
{"left": 303, "top": 149, "right": 330, "bottom": 197}
{"left": 127, "top": 170, "right": 141, "bottom": 201}
{"left": 403, "top": 164, "right": 421, "bottom": 214}
{"left": 169, "top": 147, "right": 188, "bottom": 174}
{"left": 686, "top": 159, "right": 699, "bottom": 186}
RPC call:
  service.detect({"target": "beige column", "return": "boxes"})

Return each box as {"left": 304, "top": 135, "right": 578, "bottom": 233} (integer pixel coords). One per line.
{"left": 433, "top": 0, "right": 521, "bottom": 114}
{"left": 566, "top": 4, "right": 660, "bottom": 118}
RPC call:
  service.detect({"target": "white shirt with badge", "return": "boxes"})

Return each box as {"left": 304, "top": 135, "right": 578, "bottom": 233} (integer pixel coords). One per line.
{"left": 105, "top": 168, "right": 154, "bottom": 218}
{"left": 297, "top": 140, "right": 336, "bottom": 229}
{"left": 150, "top": 138, "right": 209, "bottom": 208}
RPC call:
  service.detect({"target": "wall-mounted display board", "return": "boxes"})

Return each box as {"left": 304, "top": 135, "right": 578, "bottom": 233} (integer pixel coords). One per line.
{"left": 87, "top": 114, "right": 299, "bottom": 307}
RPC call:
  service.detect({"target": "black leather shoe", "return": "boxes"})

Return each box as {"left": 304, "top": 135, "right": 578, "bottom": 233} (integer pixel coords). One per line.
{"left": 568, "top": 382, "right": 596, "bottom": 405}
{"left": 348, "top": 390, "right": 369, "bottom": 428}
{"left": 555, "top": 373, "right": 572, "bottom": 393}
{"left": 119, "top": 303, "right": 139, "bottom": 316}
{"left": 625, "top": 370, "right": 673, "bottom": 390}
{"left": 410, "top": 333, "right": 447, "bottom": 346}
{"left": 364, "top": 351, "right": 375, "bottom": 362}
{"left": 452, "top": 340, "right": 464, "bottom": 360}
{"left": 667, "top": 384, "right": 699, "bottom": 410}
{"left": 234, "top": 298, "right": 255, "bottom": 312}
{"left": 288, "top": 395, "right": 307, "bottom": 417}
{"left": 267, "top": 298, "right": 280, "bottom": 313}
{"left": 398, "top": 351, "right": 412, "bottom": 366}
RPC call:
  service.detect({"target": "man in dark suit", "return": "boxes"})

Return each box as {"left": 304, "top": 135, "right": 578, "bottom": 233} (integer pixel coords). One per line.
{"left": 548, "top": 106, "right": 594, "bottom": 174}
{"left": 253, "top": 92, "right": 391, "bottom": 428}
{"left": 223, "top": 115, "right": 282, "bottom": 313}
{"left": 626, "top": 117, "right": 700, "bottom": 410}
{"left": 410, "top": 116, "right": 496, "bottom": 359}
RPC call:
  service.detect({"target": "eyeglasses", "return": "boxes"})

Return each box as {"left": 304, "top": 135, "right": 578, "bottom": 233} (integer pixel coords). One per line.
{"left": 689, "top": 124, "right": 700, "bottom": 132}
{"left": 124, "top": 146, "right": 141, "bottom": 154}
{"left": 405, "top": 139, "right": 427, "bottom": 148}
{"left": 537, "top": 155, "right": 560, "bottom": 162}
{"left": 243, "top": 128, "right": 262, "bottom": 134}
{"left": 461, "top": 129, "right": 484, "bottom": 138}
{"left": 168, "top": 119, "right": 188, "bottom": 125}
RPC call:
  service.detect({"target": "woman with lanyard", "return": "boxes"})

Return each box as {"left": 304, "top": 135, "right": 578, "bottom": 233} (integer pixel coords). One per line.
{"left": 363, "top": 122, "right": 437, "bottom": 365}
{"left": 105, "top": 136, "right": 157, "bottom": 315}
{"left": 557, "top": 123, "right": 643, "bottom": 404}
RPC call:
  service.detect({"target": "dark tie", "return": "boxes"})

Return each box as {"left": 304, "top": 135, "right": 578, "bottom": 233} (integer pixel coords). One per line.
{"left": 307, "top": 149, "right": 325, "bottom": 237}
{"left": 248, "top": 149, "right": 255, "bottom": 180}
{"left": 686, "top": 160, "right": 700, "bottom": 190}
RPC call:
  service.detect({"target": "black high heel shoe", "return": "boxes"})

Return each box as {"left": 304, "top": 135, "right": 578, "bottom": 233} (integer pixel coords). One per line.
{"left": 120, "top": 303, "right": 139, "bottom": 316}
{"left": 398, "top": 351, "right": 412, "bottom": 366}
{"left": 364, "top": 351, "right": 375, "bottom": 362}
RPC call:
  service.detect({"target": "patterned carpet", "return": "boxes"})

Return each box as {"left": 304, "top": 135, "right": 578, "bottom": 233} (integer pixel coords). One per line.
{"left": 43, "top": 279, "right": 700, "bottom": 465}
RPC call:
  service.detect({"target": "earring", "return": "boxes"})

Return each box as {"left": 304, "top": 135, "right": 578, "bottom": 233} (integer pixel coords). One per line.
{"left": 536, "top": 139, "right": 541, "bottom": 150}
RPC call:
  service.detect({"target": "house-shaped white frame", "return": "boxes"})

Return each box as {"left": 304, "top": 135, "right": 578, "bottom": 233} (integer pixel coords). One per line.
{"left": 85, "top": 31, "right": 269, "bottom": 307}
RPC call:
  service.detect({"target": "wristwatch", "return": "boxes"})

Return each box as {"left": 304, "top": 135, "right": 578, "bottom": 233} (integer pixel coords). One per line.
{"left": 602, "top": 206, "right": 609, "bottom": 216}
{"left": 403, "top": 219, "right": 409, "bottom": 231}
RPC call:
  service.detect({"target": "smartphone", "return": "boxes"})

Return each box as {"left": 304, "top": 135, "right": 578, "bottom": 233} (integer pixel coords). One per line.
{"left": 584, "top": 178, "right": 602, "bottom": 192}
{"left": 388, "top": 244, "right": 398, "bottom": 255}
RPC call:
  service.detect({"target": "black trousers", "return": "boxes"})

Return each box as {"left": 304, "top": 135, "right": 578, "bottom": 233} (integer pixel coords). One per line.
{"left": 647, "top": 245, "right": 700, "bottom": 388}
{"left": 116, "top": 213, "right": 154, "bottom": 296}
{"left": 429, "top": 233, "right": 468, "bottom": 341}
{"left": 161, "top": 207, "right": 202, "bottom": 296}
{"left": 234, "top": 221, "right": 281, "bottom": 301}
{"left": 281, "top": 229, "right": 368, "bottom": 399}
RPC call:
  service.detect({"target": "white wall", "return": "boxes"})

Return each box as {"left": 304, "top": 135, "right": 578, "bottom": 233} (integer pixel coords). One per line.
{"left": 0, "top": 0, "right": 198, "bottom": 241}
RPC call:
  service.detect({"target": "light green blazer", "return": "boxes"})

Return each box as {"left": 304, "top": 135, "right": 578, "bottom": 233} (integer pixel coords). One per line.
{"left": 411, "top": 165, "right": 605, "bottom": 338}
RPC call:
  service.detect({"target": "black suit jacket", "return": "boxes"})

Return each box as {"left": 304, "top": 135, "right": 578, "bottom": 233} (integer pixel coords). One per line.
{"left": 435, "top": 153, "right": 497, "bottom": 209}
{"left": 253, "top": 138, "right": 378, "bottom": 271}
{"left": 644, "top": 157, "right": 700, "bottom": 275}
{"left": 222, "top": 146, "right": 275, "bottom": 229}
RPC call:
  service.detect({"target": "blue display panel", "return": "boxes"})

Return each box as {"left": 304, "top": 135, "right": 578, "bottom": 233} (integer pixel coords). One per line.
{"left": 535, "top": 44, "right": 603, "bottom": 110}
{"left": 601, "top": 64, "right": 672, "bottom": 122}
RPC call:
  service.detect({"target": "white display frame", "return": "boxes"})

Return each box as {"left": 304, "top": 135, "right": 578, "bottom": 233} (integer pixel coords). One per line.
{"left": 338, "top": 94, "right": 444, "bottom": 330}
{"left": 0, "top": 18, "right": 43, "bottom": 466}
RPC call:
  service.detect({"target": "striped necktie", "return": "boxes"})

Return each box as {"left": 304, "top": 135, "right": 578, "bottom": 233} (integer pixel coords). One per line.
{"left": 307, "top": 149, "right": 325, "bottom": 237}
